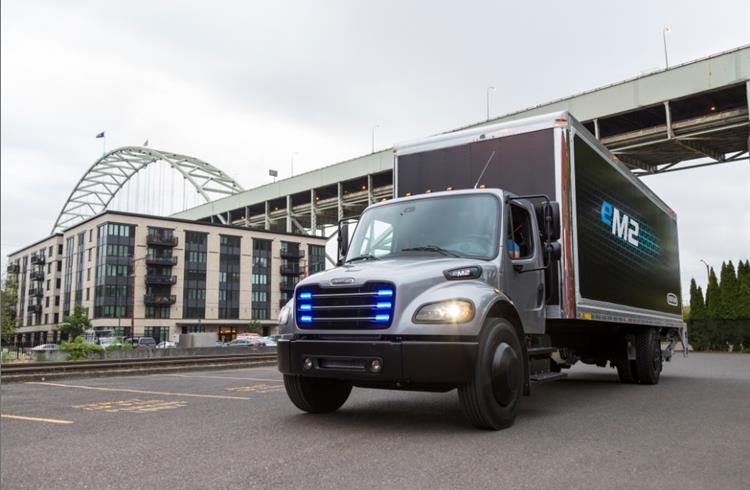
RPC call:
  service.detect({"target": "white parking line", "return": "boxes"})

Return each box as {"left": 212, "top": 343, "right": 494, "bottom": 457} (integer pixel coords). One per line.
{"left": 1, "top": 414, "right": 74, "bottom": 425}
{"left": 26, "top": 381, "right": 251, "bottom": 400}
{"left": 162, "top": 374, "right": 283, "bottom": 383}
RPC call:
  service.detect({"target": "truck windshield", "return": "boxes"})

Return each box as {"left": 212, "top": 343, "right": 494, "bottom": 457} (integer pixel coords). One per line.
{"left": 346, "top": 194, "right": 499, "bottom": 261}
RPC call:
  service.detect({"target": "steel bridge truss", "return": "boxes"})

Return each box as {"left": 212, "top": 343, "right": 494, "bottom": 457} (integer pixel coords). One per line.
{"left": 53, "top": 146, "right": 244, "bottom": 233}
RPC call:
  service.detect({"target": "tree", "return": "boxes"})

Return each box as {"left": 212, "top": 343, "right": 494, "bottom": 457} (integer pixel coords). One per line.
{"left": 243, "top": 320, "right": 263, "bottom": 335}
{"left": 688, "top": 278, "right": 706, "bottom": 321}
{"left": 705, "top": 267, "right": 721, "bottom": 319}
{"left": 718, "top": 261, "right": 739, "bottom": 320}
{"left": 1, "top": 276, "right": 19, "bottom": 345}
{"left": 59, "top": 305, "right": 92, "bottom": 339}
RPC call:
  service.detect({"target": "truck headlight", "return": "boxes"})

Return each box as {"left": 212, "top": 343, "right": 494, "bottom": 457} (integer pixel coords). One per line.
{"left": 278, "top": 304, "right": 291, "bottom": 325}
{"left": 414, "top": 299, "right": 474, "bottom": 324}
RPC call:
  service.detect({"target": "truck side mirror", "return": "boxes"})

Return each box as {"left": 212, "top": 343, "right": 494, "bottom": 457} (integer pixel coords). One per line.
{"left": 336, "top": 219, "right": 350, "bottom": 266}
{"left": 536, "top": 201, "right": 561, "bottom": 242}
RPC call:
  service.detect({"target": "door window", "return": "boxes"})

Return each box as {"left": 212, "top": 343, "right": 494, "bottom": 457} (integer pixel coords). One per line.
{"left": 506, "top": 205, "right": 534, "bottom": 259}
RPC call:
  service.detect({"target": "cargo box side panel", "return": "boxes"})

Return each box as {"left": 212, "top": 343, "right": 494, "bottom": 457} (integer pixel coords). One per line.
{"left": 573, "top": 135, "right": 682, "bottom": 316}
{"left": 396, "top": 129, "right": 556, "bottom": 199}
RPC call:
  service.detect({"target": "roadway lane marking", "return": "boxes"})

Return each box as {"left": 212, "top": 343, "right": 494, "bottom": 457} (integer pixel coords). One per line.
{"left": 26, "top": 382, "right": 251, "bottom": 400}
{"left": 162, "top": 374, "right": 283, "bottom": 382}
{"left": 225, "top": 384, "right": 285, "bottom": 394}
{"left": 73, "top": 399, "right": 187, "bottom": 413}
{"left": 1, "top": 414, "right": 74, "bottom": 425}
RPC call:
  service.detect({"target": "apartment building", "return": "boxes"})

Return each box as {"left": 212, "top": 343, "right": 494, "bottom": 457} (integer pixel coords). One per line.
{"left": 6, "top": 211, "right": 327, "bottom": 346}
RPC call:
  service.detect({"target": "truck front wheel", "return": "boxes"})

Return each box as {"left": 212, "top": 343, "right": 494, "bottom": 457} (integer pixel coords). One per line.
{"left": 283, "top": 375, "right": 352, "bottom": 413}
{"left": 458, "top": 318, "right": 524, "bottom": 430}
{"left": 634, "top": 328, "right": 662, "bottom": 385}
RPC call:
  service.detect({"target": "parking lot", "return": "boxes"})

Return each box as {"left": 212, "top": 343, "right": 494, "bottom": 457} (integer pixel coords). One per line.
{"left": 1, "top": 353, "right": 748, "bottom": 489}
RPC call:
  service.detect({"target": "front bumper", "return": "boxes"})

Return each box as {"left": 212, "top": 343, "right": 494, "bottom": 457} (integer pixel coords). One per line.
{"left": 277, "top": 337, "right": 478, "bottom": 385}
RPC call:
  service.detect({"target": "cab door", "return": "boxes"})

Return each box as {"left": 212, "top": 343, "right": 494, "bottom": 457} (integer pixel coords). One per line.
{"left": 502, "top": 201, "right": 545, "bottom": 334}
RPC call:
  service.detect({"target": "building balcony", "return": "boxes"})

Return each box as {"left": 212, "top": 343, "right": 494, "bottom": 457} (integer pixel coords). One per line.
{"left": 280, "top": 249, "right": 305, "bottom": 259}
{"left": 28, "top": 287, "right": 44, "bottom": 297}
{"left": 27, "top": 304, "right": 41, "bottom": 314}
{"left": 145, "top": 275, "right": 177, "bottom": 285}
{"left": 280, "top": 282, "right": 297, "bottom": 292}
{"left": 143, "top": 294, "right": 177, "bottom": 305}
{"left": 6, "top": 263, "right": 19, "bottom": 274}
{"left": 30, "top": 254, "right": 45, "bottom": 265}
{"left": 146, "top": 234, "right": 178, "bottom": 247}
{"left": 29, "top": 271, "right": 44, "bottom": 282}
{"left": 280, "top": 264, "right": 300, "bottom": 276}
{"left": 145, "top": 256, "right": 178, "bottom": 266}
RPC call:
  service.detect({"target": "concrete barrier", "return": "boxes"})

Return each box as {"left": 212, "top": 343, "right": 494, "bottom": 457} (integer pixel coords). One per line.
{"left": 31, "top": 346, "right": 275, "bottom": 363}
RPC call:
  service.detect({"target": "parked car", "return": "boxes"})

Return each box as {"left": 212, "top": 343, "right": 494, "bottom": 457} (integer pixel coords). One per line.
{"left": 259, "top": 336, "right": 277, "bottom": 347}
{"left": 228, "top": 338, "right": 262, "bottom": 348}
{"left": 156, "top": 341, "right": 176, "bottom": 349}
{"left": 215, "top": 341, "right": 228, "bottom": 348}
{"left": 31, "top": 343, "right": 58, "bottom": 351}
{"left": 131, "top": 337, "right": 156, "bottom": 348}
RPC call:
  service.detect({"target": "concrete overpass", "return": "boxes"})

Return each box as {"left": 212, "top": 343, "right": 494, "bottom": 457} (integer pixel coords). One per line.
{"left": 173, "top": 45, "right": 749, "bottom": 235}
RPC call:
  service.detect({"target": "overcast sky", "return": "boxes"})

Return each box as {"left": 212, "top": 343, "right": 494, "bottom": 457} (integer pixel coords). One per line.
{"left": 1, "top": 0, "right": 749, "bottom": 297}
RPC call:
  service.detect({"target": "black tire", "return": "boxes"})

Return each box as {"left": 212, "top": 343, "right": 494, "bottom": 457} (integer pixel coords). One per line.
{"left": 615, "top": 360, "right": 639, "bottom": 384}
{"left": 458, "top": 318, "right": 524, "bottom": 430}
{"left": 283, "top": 375, "right": 352, "bottom": 413}
{"left": 635, "top": 328, "right": 662, "bottom": 385}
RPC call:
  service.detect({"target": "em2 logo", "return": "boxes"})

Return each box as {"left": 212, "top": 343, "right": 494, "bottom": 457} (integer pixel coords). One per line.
{"left": 600, "top": 200, "right": 639, "bottom": 247}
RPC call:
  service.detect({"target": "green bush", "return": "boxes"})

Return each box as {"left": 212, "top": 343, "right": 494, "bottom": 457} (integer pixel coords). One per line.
{"left": 105, "top": 341, "right": 133, "bottom": 351}
{"left": 60, "top": 336, "right": 103, "bottom": 361}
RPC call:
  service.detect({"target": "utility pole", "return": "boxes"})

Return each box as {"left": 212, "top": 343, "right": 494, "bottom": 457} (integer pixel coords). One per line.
{"left": 371, "top": 125, "right": 379, "bottom": 153}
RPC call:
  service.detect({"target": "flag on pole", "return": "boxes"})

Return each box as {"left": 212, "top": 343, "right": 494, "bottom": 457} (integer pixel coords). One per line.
{"left": 143, "top": 139, "right": 149, "bottom": 147}
{"left": 95, "top": 131, "right": 105, "bottom": 139}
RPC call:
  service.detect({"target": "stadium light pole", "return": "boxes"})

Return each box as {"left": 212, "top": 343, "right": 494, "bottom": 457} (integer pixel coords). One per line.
{"left": 700, "top": 259, "right": 710, "bottom": 281}
{"left": 290, "top": 152, "right": 299, "bottom": 177}
{"left": 662, "top": 27, "right": 671, "bottom": 69}
{"left": 486, "top": 86, "right": 495, "bottom": 121}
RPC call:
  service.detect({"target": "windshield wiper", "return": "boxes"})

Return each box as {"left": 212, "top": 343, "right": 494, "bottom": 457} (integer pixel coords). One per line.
{"left": 401, "top": 245, "right": 460, "bottom": 257}
{"left": 345, "top": 254, "right": 381, "bottom": 263}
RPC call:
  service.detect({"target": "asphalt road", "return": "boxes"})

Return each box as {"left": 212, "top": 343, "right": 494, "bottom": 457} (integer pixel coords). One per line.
{"left": 1, "top": 353, "right": 748, "bottom": 489}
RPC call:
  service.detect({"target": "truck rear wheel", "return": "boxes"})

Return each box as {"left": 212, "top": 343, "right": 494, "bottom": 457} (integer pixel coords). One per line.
{"left": 283, "top": 375, "right": 352, "bottom": 413}
{"left": 634, "top": 328, "right": 662, "bottom": 385}
{"left": 458, "top": 318, "right": 524, "bottom": 430}
{"left": 615, "top": 360, "right": 639, "bottom": 384}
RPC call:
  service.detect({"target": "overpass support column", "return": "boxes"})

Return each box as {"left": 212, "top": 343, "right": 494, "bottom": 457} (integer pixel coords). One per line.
{"left": 367, "top": 175, "right": 374, "bottom": 204}
{"left": 310, "top": 189, "right": 317, "bottom": 235}
{"left": 664, "top": 101, "right": 673, "bottom": 139}
{"left": 264, "top": 201, "right": 270, "bottom": 231}
{"left": 337, "top": 182, "right": 344, "bottom": 221}
{"left": 593, "top": 119, "right": 600, "bottom": 139}
{"left": 286, "top": 195, "right": 292, "bottom": 233}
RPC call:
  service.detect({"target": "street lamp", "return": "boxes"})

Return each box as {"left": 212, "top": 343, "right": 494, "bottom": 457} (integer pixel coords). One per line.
{"left": 371, "top": 125, "right": 379, "bottom": 153}
{"left": 700, "top": 259, "right": 710, "bottom": 280}
{"left": 486, "top": 86, "right": 495, "bottom": 121}
{"left": 290, "top": 152, "right": 299, "bottom": 177}
{"left": 662, "top": 27, "right": 671, "bottom": 69}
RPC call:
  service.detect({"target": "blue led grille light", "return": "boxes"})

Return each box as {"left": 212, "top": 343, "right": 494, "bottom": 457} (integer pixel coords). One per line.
{"left": 376, "top": 302, "right": 392, "bottom": 309}
{"left": 299, "top": 304, "right": 312, "bottom": 311}
{"left": 375, "top": 314, "right": 390, "bottom": 322}
{"left": 299, "top": 315, "right": 313, "bottom": 323}
{"left": 377, "top": 289, "right": 394, "bottom": 297}
{"left": 298, "top": 292, "right": 312, "bottom": 300}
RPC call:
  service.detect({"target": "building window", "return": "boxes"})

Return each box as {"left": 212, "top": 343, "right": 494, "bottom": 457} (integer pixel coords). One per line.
{"left": 75, "top": 232, "right": 85, "bottom": 305}
{"left": 251, "top": 238, "right": 272, "bottom": 320}
{"left": 44, "top": 313, "right": 48, "bottom": 324}
{"left": 45, "top": 296, "right": 50, "bottom": 307}
{"left": 145, "top": 306, "right": 170, "bottom": 319}
{"left": 94, "top": 222, "right": 135, "bottom": 319}
{"left": 87, "top": 268, "right": 91, "bottom": 281}
{"left": 63, "top": 237, "right": 74, "bottom": 316}
{"left": 55, "top": 295, "right": 60, "bottom": 306}
{"left": 218, "top": 235, "right": 241, "bottom": 319}
{"left": 46, "top": 279, "right": 50, "bottom": 291}
{"left": 48, "top": 245, "right": 53, "bottom": 256}
{"left": 309, "top": 244, "right": 325, "bottom": 274}
{"left": 56, "top": 278, "right": 61, "bottom": 289}
{"left": 47, "top": 262, "right": 51, "bottom": 273}
{"left": 183, "top": 231, "right": 208, "bottom": 319}
{"left": 53, "top": 313, "right": 59, "bottom": 324}
{"left": 144, "top": 326, "right": 168, "bottom": 343}
{"left": 182, "top": 325, "right": 206, "bottom": 334}
{"left": 86, "top": 288, "right": 90, "bottom": 301}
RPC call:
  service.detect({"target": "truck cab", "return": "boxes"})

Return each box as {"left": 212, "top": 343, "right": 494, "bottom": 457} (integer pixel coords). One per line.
{"left": 278, "top": 188, "right": 560, "bottom": 429}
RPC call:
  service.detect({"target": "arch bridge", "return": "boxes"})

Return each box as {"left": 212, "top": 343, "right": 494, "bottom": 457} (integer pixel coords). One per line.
{"left": 53, "top": 146, "right": 244, "bottom": 233}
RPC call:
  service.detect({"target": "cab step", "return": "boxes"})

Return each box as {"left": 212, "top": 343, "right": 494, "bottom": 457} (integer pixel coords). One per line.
{"left": 527, "top": 346, "right": 557, "bottom": 358}
{"left": 529, "top": 371, "right": 567, "bottom": 383}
